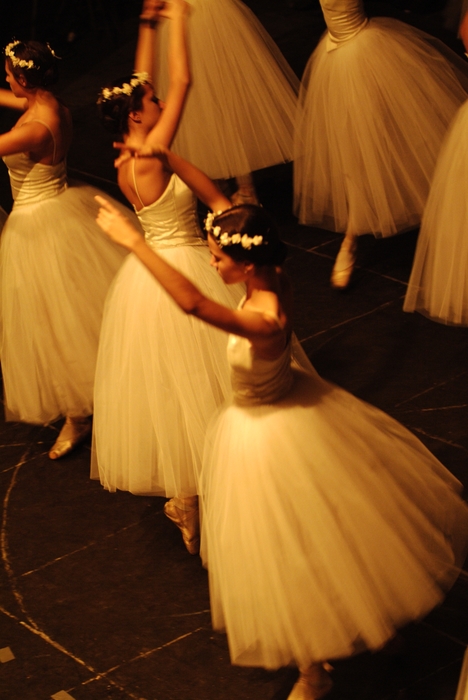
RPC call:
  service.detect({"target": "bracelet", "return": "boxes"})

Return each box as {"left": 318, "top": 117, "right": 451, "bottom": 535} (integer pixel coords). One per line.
{"left": 139, "top": 17, "right": 158, "bottom": 28}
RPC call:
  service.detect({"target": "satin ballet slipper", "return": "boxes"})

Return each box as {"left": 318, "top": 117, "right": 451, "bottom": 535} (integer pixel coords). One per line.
{"left": 330, "top": 240, "right": 357, "bottom": 290}
{"left": 288, "top": 663, "right": 333, "bottom": 700}
{"left": 48, "top": 416, "right": 92, "bottom": 460}
{"left": 164, "top": 497, "right": 200, "bottom": 555}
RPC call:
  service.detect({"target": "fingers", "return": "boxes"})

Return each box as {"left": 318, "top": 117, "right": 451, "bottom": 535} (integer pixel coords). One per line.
{"left": 94, "top": 195, "right": 118, "bottom": 213}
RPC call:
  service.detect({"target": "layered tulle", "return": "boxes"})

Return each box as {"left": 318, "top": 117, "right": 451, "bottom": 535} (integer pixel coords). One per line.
{"left": 0, "top": 183, "right": 130, "bottom": 424}
{"left": 201, "top": 364, "right": 468, "bottom": 668}
{"left": 404, "top": 99, "right": 468, "bottom": 325}
{"left": 91, "top": 246, "right": 243, "bottom": 497}
{"left": 294, "top": 17, "right": 468, "bottom": 236}
{"left": 155, "top": 0, "right": 299, "bottom": 179}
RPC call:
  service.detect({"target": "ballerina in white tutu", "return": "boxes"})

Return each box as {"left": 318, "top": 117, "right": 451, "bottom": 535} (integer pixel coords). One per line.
{"left": 0, "top": 39, "right": 135, "bottom": 459}
{"left": 155, "top": 0, "right": 300, "bottom": 203}
{"left": 96, "top": 146, "right": 468, "bottom": 700}
{"left": 294, "top": 0, "right": 468, "bottom": 289}
{"left": 92, "top": 0, "right": 242, "bottom": 553}
{"left": 404, "top": 2, "right": 468, "bottom": 325}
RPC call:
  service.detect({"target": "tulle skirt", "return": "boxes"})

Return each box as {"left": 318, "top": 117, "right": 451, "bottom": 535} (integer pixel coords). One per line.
{"left": 155, "top": 0, "right": 299, "bottom": 179}
{"left": 404, "top": 99, "right": 468, "bottom": 325}
{"left": 200, "top": 364, "right": 468, "bottom": 669}
{"left": 0, "top": 207, "right": 7, "bottom": 230}
{"left": 91, "top": 245, "right": 243, "bottom": 497}
{"left": 0, "top": 183, "right": 130, "bottom": 424}
{"left": 294, "top": 17, "right": 468, "bottom": 237}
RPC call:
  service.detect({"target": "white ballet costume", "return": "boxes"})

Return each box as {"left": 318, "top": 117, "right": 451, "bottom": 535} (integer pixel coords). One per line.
{"left": 404, "top": 14, "right": 468, "bottom": 325}
{"left": 0, "top": 122, "right": 132, "bottom": 425}
{"left": 294, "top": 0, "right": 468, "bottom": 237}
{"left": 155, "top": 0, "right": 299, "bottom": 179}
{"left": 91, "top": 173, "right": 243, "bottom": 497}
{"left": 200, "top": 308, "right": 468, "bottom": 669}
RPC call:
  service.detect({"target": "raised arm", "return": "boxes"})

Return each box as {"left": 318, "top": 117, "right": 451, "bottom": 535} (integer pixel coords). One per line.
{"left": 133, "top": 0, "right": 163, "bottom": 76}
{"left": 95, "top": 196, "right": 282, "bottom": 341}
{"left": 144, "top": 0, "right": 190, "bottom": 148}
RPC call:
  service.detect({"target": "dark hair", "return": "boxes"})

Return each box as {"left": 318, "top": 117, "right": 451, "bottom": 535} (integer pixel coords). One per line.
{"left": 210, "top": 205, "right": 288, "bottom": 266}
{"left": 97, "top": 76, "right": 148, "bottom": 135}
{"left": 5, "top": 40, "right": 59, "bottom": 89}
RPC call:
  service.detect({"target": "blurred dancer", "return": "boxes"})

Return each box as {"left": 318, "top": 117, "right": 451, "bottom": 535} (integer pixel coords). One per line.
{"left": 0, "top": 40, "right": 133, "bottom": 458}
{"left": 404, "top": 0, "right": 468, "bottom": 324}
{"left": 294, "top": 0, "right": 468, "bottom": 289}
{"left": 92, "top": 0, "right": 242, "bottom": 554}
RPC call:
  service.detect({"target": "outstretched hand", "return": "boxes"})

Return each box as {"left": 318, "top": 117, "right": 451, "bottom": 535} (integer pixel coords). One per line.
{"left": 140, "top": 0, "right": 165, "bottom": 21}
{"left": 113, "top": 142, "right": 170, "bottom": 168}
{"left": 95, "top": 196, "right": 142, "bottom": 250}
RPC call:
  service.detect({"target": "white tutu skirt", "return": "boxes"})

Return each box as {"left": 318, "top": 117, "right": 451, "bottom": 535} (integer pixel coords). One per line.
{"left": 0, "top": 183, "right": 129, "bottom": 424}
{"left": 294, "top": 18, "right": 468, "bottom": 236}
{"left": 155, "top": 0, "right": 299, "bottom": 179}
{"left": 200, "top": 366, "right": 468, "bottom": 669}
{"left": 404, "top": 99, "right": 468, "bottom": 325}
{"left": 91, "top": 245, "right": 243, "bottom": 497}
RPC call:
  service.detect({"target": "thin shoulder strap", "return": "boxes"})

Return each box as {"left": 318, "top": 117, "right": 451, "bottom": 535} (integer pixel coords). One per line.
{"left": 29, "top": 119, "right": 57, "bottom": 164}
{"left": 132, "top": 158, "right": 145, "bottom": 209}
{"left": 245, "top": 304, "right": 285, "bottom": 330}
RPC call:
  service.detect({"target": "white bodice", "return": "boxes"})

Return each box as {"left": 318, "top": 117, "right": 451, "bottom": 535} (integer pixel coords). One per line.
{"left": 3, "top": 152, "right": 67, "bottom": 207}
{"left": 320, "top": 0, "right": 368, "bottom": 50}
{"left": 135, "top": 174, "right": 206, "bottom": 250}
{"left": 227, "top": 333, "right": 293, "bottom": 406}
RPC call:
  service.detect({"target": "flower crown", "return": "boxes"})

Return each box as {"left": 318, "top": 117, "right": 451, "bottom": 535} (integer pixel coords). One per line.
{"left": 204, "top": 211, "right": 265, "bottom": 250}
{"left": 4, "top": 40, "right": 59, "bottom": 70}
{"left": 98, "top": 73, "right": 151, "bottom": 102}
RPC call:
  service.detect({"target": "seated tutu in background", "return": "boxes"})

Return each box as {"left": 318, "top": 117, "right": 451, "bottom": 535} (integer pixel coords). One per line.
{"left": 294, "top": 0, "right": 468, "bottom": 289}
{"left": 155, "top": 0, "right": 299, "bottom": 203}
{"left": 92, "top": 0, "right": 242, "bottom": 554}
{"left": 0, "top": 39, "right": 134, "bottom": 459}
{"left": 96, "top": 145, "right": 468, "bottom": 700}
{"left": 404, "top": 3, "right": 468, "bottom": 325}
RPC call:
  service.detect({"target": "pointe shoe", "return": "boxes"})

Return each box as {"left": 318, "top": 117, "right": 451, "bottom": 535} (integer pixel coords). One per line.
{"left": 288, "top": 664, "right": 333, "bottom": 700}
{"left": 230, "top": 188, "right": 259, "bottom": 206}
{"left": 330, "top": 244, "right": 356, "bottom": 290}
{"left": 164, "top": 498, "right": 200, "bottom": 555}
{"left": 48, "top": 416, "right": 92, "bottom": 460}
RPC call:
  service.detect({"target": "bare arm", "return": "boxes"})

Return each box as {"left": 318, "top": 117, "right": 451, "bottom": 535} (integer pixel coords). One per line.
{"left": 0, "top": 88, "right": 28, "bottom": 111}
{"left": 145, "top": 0, "right": 190, "bottom": 148}
{"left": 0, "top": 121, "right": 51, "bottom": 158}
{"left": 95, "top": 196, "right": 283, "bottom": 341}
{"left": 133, "top": 0, "right": 163, "bottom": 76}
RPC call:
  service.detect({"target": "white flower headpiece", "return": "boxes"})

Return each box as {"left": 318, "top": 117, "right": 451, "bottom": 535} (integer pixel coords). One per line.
{"left": 204, "top": 211, "right": 265, "bottom": 250}
{"left": 4, "top": 41, "right": 59, "bottom": 70}
{"left": 5, "top": 41, "right": 36, "bottom": 69}
{"left": 98, "top": 73, "right": 151, "bottom": 102}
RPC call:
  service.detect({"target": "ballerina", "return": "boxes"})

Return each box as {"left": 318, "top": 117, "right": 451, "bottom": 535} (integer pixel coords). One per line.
{"left": 92, "top": 0, "right": 242, "bottom": 554}
{"left": 95, "top": 145, "right": 468, "bottom": 700}
{"left": 403, "top": 1, "right": 468, "bottom": 325}
{"left": 154, "top": 0, "right": 300, "bottom": 203}
{"left": 294, "top": 0, "right": 468, "bottom": 289}
{"left": 0, "top": 39, "right": 135, "bottom": 459}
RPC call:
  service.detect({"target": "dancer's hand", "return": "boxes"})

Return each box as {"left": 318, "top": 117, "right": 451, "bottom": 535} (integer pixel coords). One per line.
{"left": 95, "top": 196, "right": 142, "bottom": 251}
{"left": 113, "top": 142, "right": 170, "bottom": 168}
{"left": 140, "top": 0, "right": 165, "bottom": 22}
